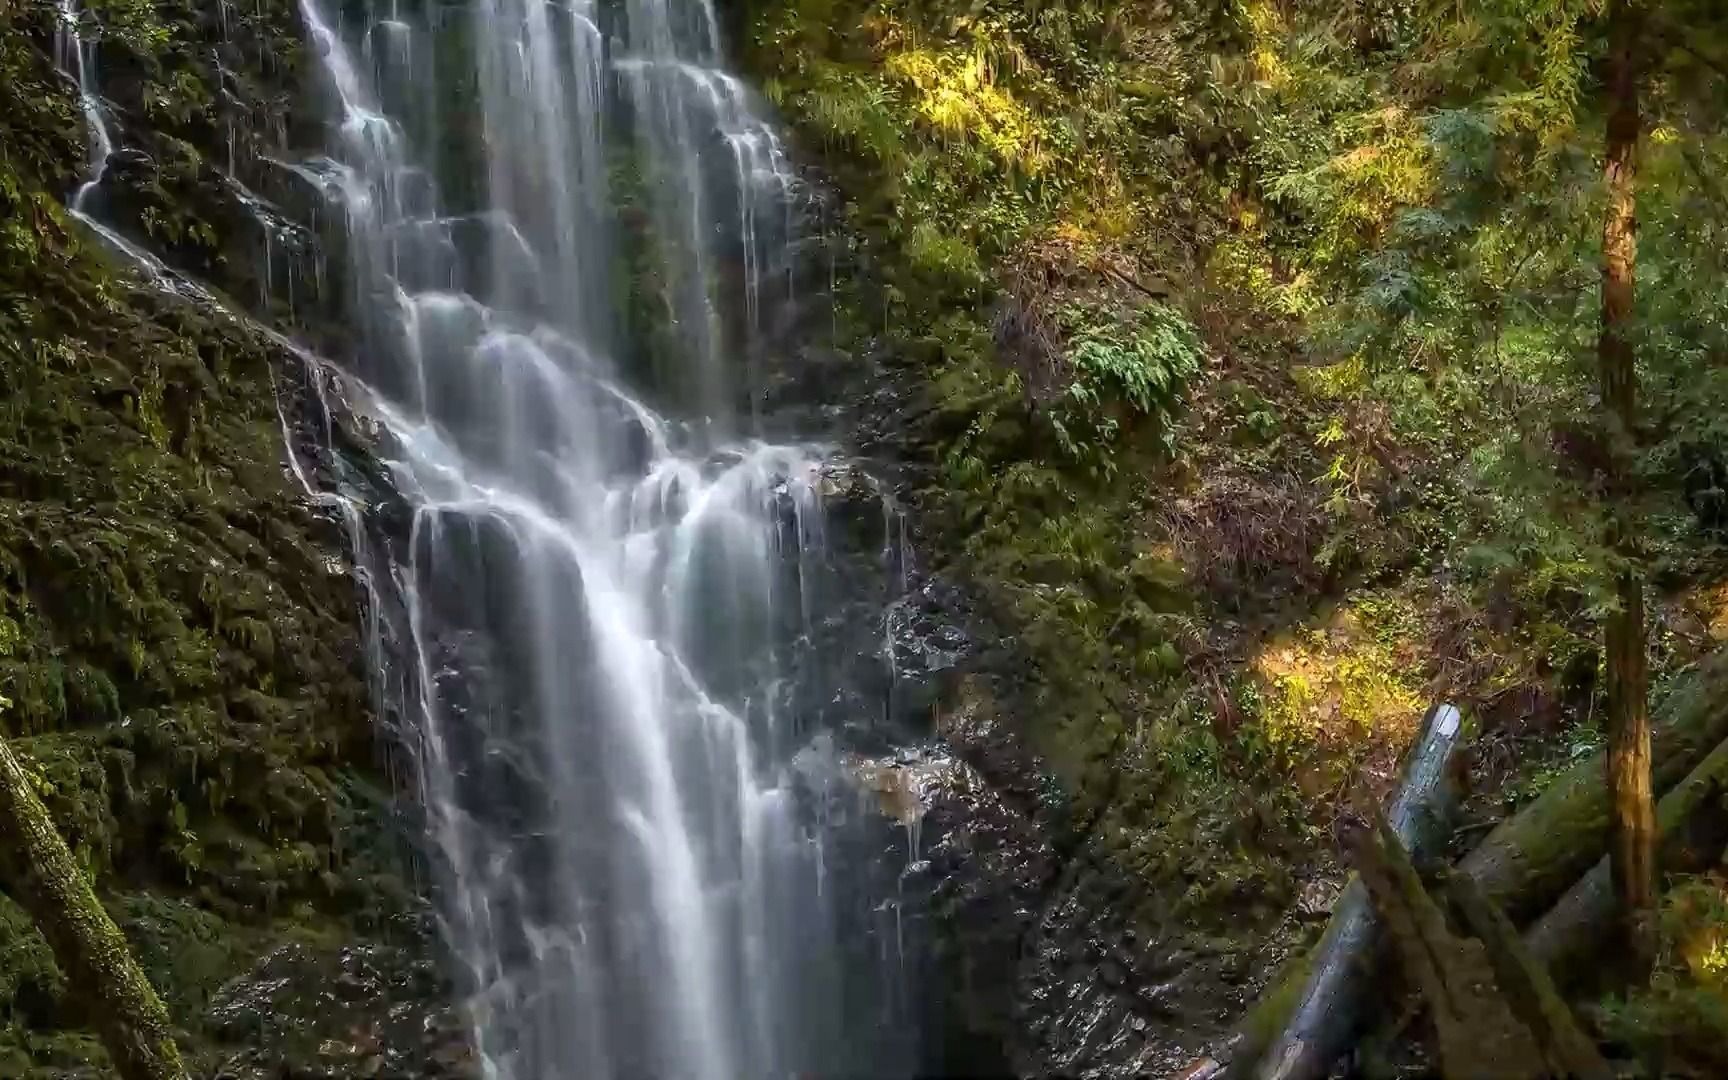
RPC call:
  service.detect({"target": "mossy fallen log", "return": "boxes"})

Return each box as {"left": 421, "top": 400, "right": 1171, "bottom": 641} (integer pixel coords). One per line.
{"left": 1447, "top": 873, "right": 1613, "bottom": 1080}
{"left": 0, "top": 732, "right": 187, "bottom": 1080}
{"left": 1349, "top": 815, "right": 1547, "bottom": 1080}
{"left": 1184, "top": 656, "right": 1728, "bottom": 1080}
{"left": 1522, "top": 732, "right": 1728, "bottom": 985}
{"left": 1199, "top": 703, "right": 1471, "bottom": 1080}
{"left": 1458, "top": 651, "right": 1728, "bottom": 926}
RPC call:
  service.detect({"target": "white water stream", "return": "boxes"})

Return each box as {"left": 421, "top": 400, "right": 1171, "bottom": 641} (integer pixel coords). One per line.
{"left": 290, "top": 1, "right": 910, "bottom": 1076}
{"left": 52, "top": 0, "right": 919, "bottom": 1076}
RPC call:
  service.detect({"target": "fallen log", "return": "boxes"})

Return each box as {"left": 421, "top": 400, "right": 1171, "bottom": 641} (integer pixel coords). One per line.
{"left": 1231, "top": 702, "right": 1471, "bottom": 1080}
{"left": 1522, "top": 732, "right": 1728, "bottom": 984}
{"left": 1184, "top": 654, "right": 1728, "bottom": 1080}
{"left": 1350, "top": 815, "right": 1547, "bottom": 1080}
{"left": 0, "top": 733, "right": 187, "bottom": 1080}
{"left": 1459, "top": 651, "right": 1728, "bottom": 925}
{"left": 1447, "top": 874, "right": 1613, "bottom": 1080}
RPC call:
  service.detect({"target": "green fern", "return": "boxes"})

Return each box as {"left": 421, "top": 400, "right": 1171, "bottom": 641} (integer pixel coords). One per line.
{"left": 1049, "top": 303, "right": 1204, "bottom": 476}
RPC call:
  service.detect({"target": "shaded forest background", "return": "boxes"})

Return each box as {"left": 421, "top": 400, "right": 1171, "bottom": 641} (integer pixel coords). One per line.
{"left": 1, "top": 0, "right": 1727, "bottom": 1072}
{"left": 740, "top": 0, "right": 1728, "bottom": 1068}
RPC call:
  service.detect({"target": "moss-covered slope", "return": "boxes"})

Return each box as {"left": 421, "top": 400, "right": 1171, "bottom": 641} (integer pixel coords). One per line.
{"left": 0, "top": 4, "right": 437, "bottom": 1072}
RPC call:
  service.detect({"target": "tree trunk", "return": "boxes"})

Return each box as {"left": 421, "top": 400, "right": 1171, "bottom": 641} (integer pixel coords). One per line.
{"left": 1524, "top": 732, "right": 1728, "bottom": 985}
{"left": 0, "top": 736, "right": 187, "bottom": 1080}
{"left": 1192, "top": 657, "right": 1728, "bottom": 1080}
{"left": 1247, "top": 704, "right": 1469, "bottom": 1080}
{"left": 1458, "top": 648, "right": 1728, "bottom": 925}
{"left": 1599, "top": 0, "right": 1656, "bottom": 975}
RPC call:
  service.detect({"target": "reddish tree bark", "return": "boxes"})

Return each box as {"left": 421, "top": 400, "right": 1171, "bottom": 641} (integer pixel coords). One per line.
{"left": 1598, "top": 0, "right": 1657, "bottom": 974}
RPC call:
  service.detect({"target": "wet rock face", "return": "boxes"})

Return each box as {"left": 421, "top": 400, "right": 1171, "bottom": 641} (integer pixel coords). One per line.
{"left": 205, "top": 918, "right": 477, "bottom": 1080}
{"left": 882, "top": 675, "right": 1238, "bottom": 1078}
{"left": 825, "top": 502, "right": 1255, "bottom": 1076}
{"left": 62, "top": 0, "right": 326, "bottom": 312}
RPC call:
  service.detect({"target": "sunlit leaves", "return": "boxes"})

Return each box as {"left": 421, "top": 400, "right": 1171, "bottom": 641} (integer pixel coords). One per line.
{"left": 883, "top": 46, "right": 1049, "bottom": 174}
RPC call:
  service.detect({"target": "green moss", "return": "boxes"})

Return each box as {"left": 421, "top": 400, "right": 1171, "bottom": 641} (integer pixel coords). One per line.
{"left": 1233, "top": 946, "right": 1317, "bottom": 1068}
{"left": 0, "top": 2, "right": 408, "bottom": 1067}
{"left": 114, "top": 895, "right": 255, "bottom": 1020}
{"left": 1601, "top": 877, "right": 1728, "bottom": 1075}
{"left": 0, "top": 895, "right": 67, "bottom": 1027}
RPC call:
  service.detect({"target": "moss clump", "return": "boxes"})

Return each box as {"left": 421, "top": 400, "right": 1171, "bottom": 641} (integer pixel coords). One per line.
{"left": 114, "top": 895, "right": 256, "bottom": 1022}
{"left": 0, "top": 895, "right": 67, "bottom": 1028}
{"left": 1601, "top": 876, "right": 1728, "bottom": 1075}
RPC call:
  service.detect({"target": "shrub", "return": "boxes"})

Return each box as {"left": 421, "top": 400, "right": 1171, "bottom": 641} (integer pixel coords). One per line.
{"left": 1049, "top": 302, "right": 1203, "bottom": 477}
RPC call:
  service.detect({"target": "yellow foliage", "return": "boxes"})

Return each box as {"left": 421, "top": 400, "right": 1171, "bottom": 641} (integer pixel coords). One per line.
{"left": 1275, "top": 270, "right": 1323, "bottom": 318}
{"left": 1296, "top": 353, "right": 1370, "bottom": 401}
{"left": 1208, "top": 234, "right": 1281, "bottom": 308}
{"left": 1251, "top": 600, "right": 1425, "bottom": 755}
{"left": 1669, "top": 878, "right": 1728, "bottom": 987}
{"left": 1678, "top": 580, "right": 1728, "bottom": 643}
{"left": 1312, "top": 107, "right": 1434, "bottom": 244}
{"left": 1239, "top": 0, "right": 1283, "bottom": 37}
{"left": 1251, "top": 45, "right": 1289, "bottom": 88}
{"left": 884, "top": 46, "right": 1046, "bottom": 172}
{"left": 1239, "top": 1, "right": 1289, "bottom": 86}
{"left": 1688, "top": 933, "right": 1728, "bottom": 985}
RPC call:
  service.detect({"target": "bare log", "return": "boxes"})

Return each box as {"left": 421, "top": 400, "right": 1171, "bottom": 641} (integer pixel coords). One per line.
{"left": 1523, "top": 733, "right": 1728, "bottom": 985}
{"left": 1350, "top": 815, "right": 1546, "bottom": 1080}
{"left": 0, "top": 732, "right": 187, "bottom": 1080}
{"left": 1233, "top": 702, "right": 1470, "bottom": 1080}
{"left": 1458, "top": 650, "right": 1728, "bottom": 925}
{"left": 1447, "top": 874, "right": 1613, "bottom": 1080}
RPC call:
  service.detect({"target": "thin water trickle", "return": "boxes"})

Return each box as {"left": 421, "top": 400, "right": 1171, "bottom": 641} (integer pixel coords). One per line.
{"left": 56, "top": 0, "right": 112, "bottom": 214}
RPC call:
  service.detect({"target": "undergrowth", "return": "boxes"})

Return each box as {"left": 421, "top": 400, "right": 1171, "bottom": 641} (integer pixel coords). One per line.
{"left": 745, "top": 0, "right": 1728, "bottom": 962}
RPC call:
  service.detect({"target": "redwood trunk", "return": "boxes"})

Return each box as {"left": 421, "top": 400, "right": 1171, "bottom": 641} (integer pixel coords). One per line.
{"left": 1599, "top": 0, "right": 1656, "bottom": 975}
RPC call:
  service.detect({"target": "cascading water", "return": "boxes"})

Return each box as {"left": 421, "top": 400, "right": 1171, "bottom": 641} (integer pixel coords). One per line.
{"left": 283, "top": 2, "right": 918, "bottom": 1077}
{"left": 45, "top": 0, "right": 924, "bottom": 1071}
{"left": 53, "top": 0, "right": 196, "bottom": 294}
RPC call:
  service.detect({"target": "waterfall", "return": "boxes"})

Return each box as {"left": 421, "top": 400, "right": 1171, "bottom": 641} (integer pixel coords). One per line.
{"left": 55, "top": 0, "right": 111, "bottom": 213}
{"left": 285, "top": 2, "right": 914, "bottom": 1078}
{"left": 45, "top": 0, "right": 919, "bottom": 1071}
